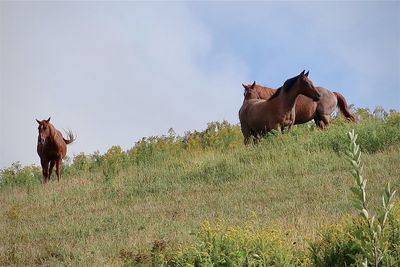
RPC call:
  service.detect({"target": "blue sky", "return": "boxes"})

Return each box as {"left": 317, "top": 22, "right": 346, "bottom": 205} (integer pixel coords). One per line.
{"left": 1, "top": 1, "right": 399, "bottom": 168}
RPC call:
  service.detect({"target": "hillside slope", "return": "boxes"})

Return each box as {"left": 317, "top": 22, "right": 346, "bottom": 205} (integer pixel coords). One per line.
{"left": 1, "top": 116, "right": 400, "bottom": 266}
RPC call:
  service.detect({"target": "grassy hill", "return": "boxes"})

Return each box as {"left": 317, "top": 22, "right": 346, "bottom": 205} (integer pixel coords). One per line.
{"left": 1, "top": 113, "right": 400, "bottom": 266}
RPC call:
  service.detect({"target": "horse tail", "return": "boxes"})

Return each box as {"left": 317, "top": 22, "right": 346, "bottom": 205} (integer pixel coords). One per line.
{"left": 63, "top": 130, "right": 76, "bottom": 145}
{"left": 333, "top": 92, "right": 355, "bottom": 121}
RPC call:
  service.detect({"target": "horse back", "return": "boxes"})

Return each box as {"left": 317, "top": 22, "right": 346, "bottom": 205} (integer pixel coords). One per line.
{"left": 315, "top": 87, "right": 337, "bottom": 115}
{"left": 54, "top": 129, "right": 68, "bottom": 157}
{"left": 254, "top": 85, "right": 276, "bottom": 100}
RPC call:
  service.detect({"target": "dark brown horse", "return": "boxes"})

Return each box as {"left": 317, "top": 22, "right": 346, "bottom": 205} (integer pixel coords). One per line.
{"left": 36, "top": 117, "right": 75, "bottom": 183}
{"left": 242, "top": 80, "right": 354, "bottom": 129}
{"left": 239, "top": 70, "right": 321, "bottom": 144}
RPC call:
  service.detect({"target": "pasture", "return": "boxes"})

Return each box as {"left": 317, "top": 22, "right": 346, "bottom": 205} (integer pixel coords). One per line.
{"left": 1, "top": 113, "right": 400, "bottom": 266}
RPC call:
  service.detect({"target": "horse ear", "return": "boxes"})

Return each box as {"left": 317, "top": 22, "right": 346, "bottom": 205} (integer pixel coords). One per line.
{"left": 305, "top": 71, "right": 309, "bottom": 77}
{"left": 46, "top": 117, "right": 51, "bottom": 122}
{"left": 251, "top": 81, "right": 256, "bottom": 88}
{"left": 300, "top": 70, "right": 305, "bottom": 77}
{"left": 36, "top": 119, "right": 41, "bottom": 124}
{"left": 242, "top": 83, "right": 248, "bottom": 90}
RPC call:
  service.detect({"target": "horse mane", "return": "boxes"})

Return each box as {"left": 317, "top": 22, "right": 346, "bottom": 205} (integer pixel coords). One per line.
{"left": 268, "top": 87, "right": 282, "bottom": 101}
{"left": 268, "top": 75, "right": 299, "bottom": 102}
{"left": 48, "top": 122, "right": 58, "bottom": 140}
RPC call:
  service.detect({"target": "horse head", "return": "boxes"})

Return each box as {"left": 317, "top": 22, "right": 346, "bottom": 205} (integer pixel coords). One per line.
{"left": 293, "top": 70, "right": 320, "bottom": 101}
{"left": 36, "top": 117, "right": 52, "bottom": 145}
{"left": 242, "top": 81, "right": 261, "bottom": 100}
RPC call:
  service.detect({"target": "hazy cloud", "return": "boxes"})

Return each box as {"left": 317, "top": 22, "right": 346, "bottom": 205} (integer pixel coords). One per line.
{"left": 0, "top": 2, "right": 248, "bottom": 168}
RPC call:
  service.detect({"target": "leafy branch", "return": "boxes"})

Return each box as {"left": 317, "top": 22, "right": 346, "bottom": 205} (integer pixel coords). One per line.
{"left": 346, "top": 129, "right": 396, "bottom": 267}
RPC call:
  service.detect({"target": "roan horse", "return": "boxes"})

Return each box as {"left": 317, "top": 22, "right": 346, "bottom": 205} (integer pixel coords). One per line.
{"left": 36, "top": 117, "right": 75, "bottom": 183}
{"left": 242, "top": 79, "right": 354, "bottom": 129}
{"left": 239, "top": 70, "right": 321, "bottom": 144}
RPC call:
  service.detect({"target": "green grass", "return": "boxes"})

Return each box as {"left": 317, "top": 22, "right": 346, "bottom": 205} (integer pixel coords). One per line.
{"left": 1, "top": 115, "right": 400, "bottom": 266}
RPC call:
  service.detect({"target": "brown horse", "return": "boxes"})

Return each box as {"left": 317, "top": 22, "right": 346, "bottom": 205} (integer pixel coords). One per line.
{"left": 242, "top": 80, "right": 354, "bottom": 129}
{"left": 239, "top": 70, "right": 321, "bottom": 144}
{"left": 36, "top": 117, "right": 75, "bottom": 183}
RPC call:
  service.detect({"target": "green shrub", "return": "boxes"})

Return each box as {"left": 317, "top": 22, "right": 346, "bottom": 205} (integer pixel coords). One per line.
{"left": 183, "top": 121, "right": 242, "bottom": 151}
{"left": 2, "top": 112, "right": 400, "bottom": 190}
{"left": 309, "top": 219, "right": 362, "bottom": 267}
{"left": 385, "top": 204, "right": 400, "bottom": 265}
{"left": 346, "top": 129, "right": 397, "bottom": 266}
{"left": 309, "top": 129, "right": 399, "bottom": 267}
{"left": 309, "top": 208, "right": 400, "bottom": 267}
{"left": 386, "top": 111, "right": 400, "bottom": 128}
{"left": 0, "top": 162, "right": 41, "bottom": 187}
{"left": 166, "top": 221, "right": 296, "bottom": 266}
{"left": 71, "top": 153, "right": 92, "bottom": 173}
{"left": 102, "top": 145, "right": 127, "bottom": 180}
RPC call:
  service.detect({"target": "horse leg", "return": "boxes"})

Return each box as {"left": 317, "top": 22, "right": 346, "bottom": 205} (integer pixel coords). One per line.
{"left": 244, "top": 137, "right": 252, "bottom": 145}
{"left": 250, "top": 130, "right": 262, "bottom": 145}
{"left": 41, "top": 159, "right": 49, "bottom": 184}
{"left": 320, "top": 115, "right": 331, "bottom": 129}
{"left": 55, "top": 159, "right": 62, "bottom": 182}
{"left": 277, "top": 123, "right": 283, "bottom": 133}
{"left": 241, "top": 125, "right": 252, "bottom": 145}
{"left": 48, "top": 160, "right": 56, "bottom": 182}
{"left": 315, "top": 115, "right": 331, "bottom": 129}
{"left": 314, "top": 116, "right": 324, "bottom": 129}
{"left": 243, "top": 133, "right": 252, "bottom": 145}
{"left": 253, "top": 136, "right": 259, "bottom": 144}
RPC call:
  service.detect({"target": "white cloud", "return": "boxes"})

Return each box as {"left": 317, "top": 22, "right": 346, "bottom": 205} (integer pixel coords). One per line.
{"left": 188, "top": 1, "right": 400, "bottom": 109}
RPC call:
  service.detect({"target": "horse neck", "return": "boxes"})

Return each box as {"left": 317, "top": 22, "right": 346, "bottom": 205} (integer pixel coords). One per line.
{"left": 276, "top": 87, "right": 302, "bottom": 111}
{"left": 256, "top": 86, "right": 275, "bottom": 99}
{"left": 48, "top": 124, "right": 58, "bottom": 143}
{"left": 244, "top": 92, "right": 257, "bottom": 100}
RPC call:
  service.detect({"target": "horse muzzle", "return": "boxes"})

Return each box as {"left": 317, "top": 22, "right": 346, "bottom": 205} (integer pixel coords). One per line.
{"left": 39, "top": 137, "right": 46, "bottom": 145}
